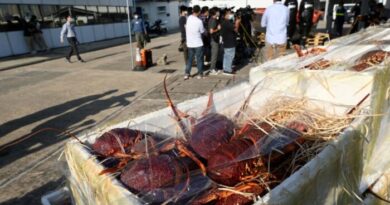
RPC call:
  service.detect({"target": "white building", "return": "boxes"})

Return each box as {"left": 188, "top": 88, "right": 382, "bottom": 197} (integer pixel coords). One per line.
{"left": 0, "top": 0, "right": 183, "bottom": 58}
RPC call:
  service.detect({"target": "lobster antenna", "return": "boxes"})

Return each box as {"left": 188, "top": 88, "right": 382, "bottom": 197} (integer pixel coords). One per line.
{"left": 234, "top": 81, "right": 262, "bottom": 120}
{"left": 163, "top": 75, "right": 191, "bottom": 139}
{"left": 347, "top": 93, "right": 370, "bottom": 115}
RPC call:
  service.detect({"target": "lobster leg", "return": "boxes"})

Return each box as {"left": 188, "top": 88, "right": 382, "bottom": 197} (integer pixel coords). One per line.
{"left": 201, "top": 92, "right": 215, "bottom": 116}
{"left": 176, "top": 141, "right": 207, "bottom": 176}
{"left": 99, "top": 158, "right": 129, "bottom": 175}
{"left": 158, "top": 140, "right": 206, "bottom": 175}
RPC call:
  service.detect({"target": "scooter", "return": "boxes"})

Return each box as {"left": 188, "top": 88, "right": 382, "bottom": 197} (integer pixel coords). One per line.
{"left": 146, "top": 19, "right": 168, "bottom": 36}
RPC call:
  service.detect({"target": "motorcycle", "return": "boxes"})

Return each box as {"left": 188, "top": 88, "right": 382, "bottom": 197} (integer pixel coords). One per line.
{"left": 146, "top": 19, "right": 168, "bottom": 36}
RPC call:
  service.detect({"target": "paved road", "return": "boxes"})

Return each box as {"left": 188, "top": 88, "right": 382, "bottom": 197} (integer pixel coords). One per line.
{"left": 0, "top": 32, "right": 255, "bottom": 204}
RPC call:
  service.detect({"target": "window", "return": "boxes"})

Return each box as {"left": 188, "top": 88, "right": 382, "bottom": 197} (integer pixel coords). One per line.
{"left": 72, "top": 6, "right": 90, "bottom": 25}
{"left": 57, "top": 5, "right": 72, "bottom": 24}
{"left": 85, "top": 6, "right": 99, "bottom": 25}
{"left": 0, "top": 4, "right": 22, "bottom": 31}
{"left": 19, "top": 5, "right": 42, "bottom": 21}
{"left": 157, "top": 6, "right": 167, "bottom": 14}
{"left": 98, "top": 6, "right": 113, "bottom": 23}
{"left": 40, "top": 5, "right": 61, "bottom": 28}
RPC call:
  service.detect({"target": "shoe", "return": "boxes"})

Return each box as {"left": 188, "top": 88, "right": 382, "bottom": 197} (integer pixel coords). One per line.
{"left": 184, "top": 75, "right": 190, "bottom": 80}
{"left": 209, "top": 70, "right": 219, "bottom": 75}
{"left": 65, "top": 58, "right": 71, "bottom": 63}
{"left": 79, "top": 59, "right": 86, "bottom": 63}
{"left": 217, "top": 70, "right": 223, "bottom": 75}
{"left": 196, "top": 74, "right": 204, "bottom": 79}
{"left": 223, "top": 71, "right": 235, "bottom": 76}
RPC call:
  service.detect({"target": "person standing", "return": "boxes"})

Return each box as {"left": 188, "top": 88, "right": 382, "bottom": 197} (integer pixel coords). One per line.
{"left": 208, "top": 7, "right": 221, "bottom": 75}
{"left": 298, "top": 0, "right": 314, "bottom": 47}
{"left": 334, "top": 2, "right": 346, "bottom": 37}
{"left": 131, "top": 13, "right": 147, "bottom": 49}
{"left": 221, "top": 9, "right": 239, "bottom": 75}
{"left": 22, "top": 15, "right": 37, "bottom": 54}
{"left": 179, "top": 6, "right": 188, "bottom": 64}
{"left": 184, "top": 5, "right": 205, "bottom": 80}
{"left": 261, "top": 0, "right": 289, "bottom": 61}
{"left": 60, "top": 15, "right": 85, "bottom": 63}
{"left": 200, "top": 6, "right": 211, "bottom": 66}
{"left": 350, "top": 2, "right": 361, "bottom": 34}
{"left": 284, "top": 0, "right": 298, "bottom": 48}
{"left": 31, "top": 15, "right": 49, "bottom": 52}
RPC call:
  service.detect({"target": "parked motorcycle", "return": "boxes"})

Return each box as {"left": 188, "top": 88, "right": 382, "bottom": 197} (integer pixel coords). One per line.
{"left": 146, "top": 19, "right": 168, "bottom": 36}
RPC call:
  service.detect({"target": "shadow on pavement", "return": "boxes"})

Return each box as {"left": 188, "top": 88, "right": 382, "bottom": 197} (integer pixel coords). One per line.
{"left": 0, "top": 90, "right": 136, "bottom": 169}
{"left": 1, "top": 177, "right": 67, "bottom": 205}
{"left": 150, "top": 43, "right": 171, "bottom": 50}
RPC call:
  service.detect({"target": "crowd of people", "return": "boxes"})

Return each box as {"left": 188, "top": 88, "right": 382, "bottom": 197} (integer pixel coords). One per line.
{"left": 178, "top": 0, "right": 323, "bottom": 80}
{"left": 179, "top": 5, "right": 251, "bottom": 80}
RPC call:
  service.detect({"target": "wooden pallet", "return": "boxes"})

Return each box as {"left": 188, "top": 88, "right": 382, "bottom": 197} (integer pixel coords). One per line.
{"left": 257, "top": 32, "right": 266, "bottom": 46}
{"left": 306, "top": 33, "right": 330, "bottom": 47}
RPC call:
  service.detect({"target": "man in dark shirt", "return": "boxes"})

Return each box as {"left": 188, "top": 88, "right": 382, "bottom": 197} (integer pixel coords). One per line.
{"left": 298, "top": 0, "right": 314, "bottom": 47}
{"left": 221, "top": 9, "right": 239, "bottom": 75}
{"left": 201, "top": 6, "right": 211, "bottom": 65}
{"left": 179, "top": 6, "right": 188, "bottom": 64}
{"left": 285, "top": 0, "right": 298, "bottom": 48}
{"left": 208, "top": 7, "right": 221, "bottom": 74}
{"left": 334, "top": 2, "right": 346, "bottom": 36}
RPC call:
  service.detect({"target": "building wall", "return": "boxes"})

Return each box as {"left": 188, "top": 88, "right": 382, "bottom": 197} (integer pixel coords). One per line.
{"left": 0, "top": 0, "right": 130, "bottom": 6}
{"left": 135, "top": 1, "right": 181, "bottom": 31}
{"left": 0, "top": 0, "right": 183, "bottom": 58}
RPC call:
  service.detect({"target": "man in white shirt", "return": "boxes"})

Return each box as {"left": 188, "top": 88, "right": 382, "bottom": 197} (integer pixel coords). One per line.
{"left": 185, "top": 5, "right": 205, "bottom": 80}
{"left": 60, "top": 15, "right": 85, "bottom": 63}
{"left": 261, "top": 0, "right": 289, "bottom": 61}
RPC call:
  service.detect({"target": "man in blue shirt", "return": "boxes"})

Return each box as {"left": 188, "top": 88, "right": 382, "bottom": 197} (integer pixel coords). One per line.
{"left": 131, "top": 13, "right": 147, "bottom": 49}
{"left": 261, "top": 0, "right": 289, "bottom": 60}
{"left": 60, "top": 15, "right": 85, "bottom": 63}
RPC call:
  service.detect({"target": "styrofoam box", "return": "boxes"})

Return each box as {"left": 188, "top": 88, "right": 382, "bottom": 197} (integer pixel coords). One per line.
{"left": 65, "top": 70, "right": 375, "bottom": 205}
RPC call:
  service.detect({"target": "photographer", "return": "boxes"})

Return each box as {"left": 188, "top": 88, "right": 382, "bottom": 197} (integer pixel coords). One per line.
{"left": 285, "top": 0, "right": 298, "bottom": 48}
{"left": 236, "top": 6, "right": 255, "bottom": 57}
{"left": 208, "top": 7, "right": 221, "bottom": 75}
{"left": 298, "top": 0, "right": 314, "bottom": 47}
{"left": 221, "top": 9, "right": 239, "bottom": 75}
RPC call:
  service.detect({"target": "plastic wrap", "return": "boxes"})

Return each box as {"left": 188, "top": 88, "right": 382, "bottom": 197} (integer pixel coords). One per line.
{"left": 63, "top": 28, "right": 390, "bottom": 205}
{"left": 64, "top": 68, "right": 375, "bottom": 205}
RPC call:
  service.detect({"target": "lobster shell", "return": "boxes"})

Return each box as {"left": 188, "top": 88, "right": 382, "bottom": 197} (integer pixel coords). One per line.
{"left": 92, "top": 128, "right": 144, "bottom": 157}
{"left": 120, "top": 154, "right": 186, "bottom": 193}
{"left": 189, "top": 113, "right": 235, "bottom": 159}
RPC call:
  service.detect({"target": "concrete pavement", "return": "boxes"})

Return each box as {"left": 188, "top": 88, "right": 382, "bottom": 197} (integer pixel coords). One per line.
{"left": 0, "top": 32, "right": 255, "bottom": 204}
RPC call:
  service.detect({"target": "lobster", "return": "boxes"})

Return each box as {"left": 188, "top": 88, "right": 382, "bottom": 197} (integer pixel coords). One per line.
{"left": 303, "top": 58, "right": 332, "bottom": 70}
{"left": 92, "top": 128, "right": 159, "bottom": 174}
{"left": 191, "top": 121, "right": 308, "bottom": 205}
{"left": 353, "top": 50, "right": 390, "bottom": 71}
{"left": 120, "top": 153, "right": 210, "bottom": 204}
{"left": 92, "top": 128, "right": 146, "bottom": 158}
{"left": 207, "top": 121, "right": 307, "bottom": 186}
{"left": 161, "top": 75, "right": 236, "bottom": 175}
{"left": 293, "top": 45, "right": 327, "bottom": 58}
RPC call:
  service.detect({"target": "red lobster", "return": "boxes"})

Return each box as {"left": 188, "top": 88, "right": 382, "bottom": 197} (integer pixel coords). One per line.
{"left": 161, "top": 75, "right": 236, "bottom": 175}
{"left": 191, "top": 121, "right": 308, "bottom": 205}
{"left": 353, "top": 50, "right": 390, "bottom": 71}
